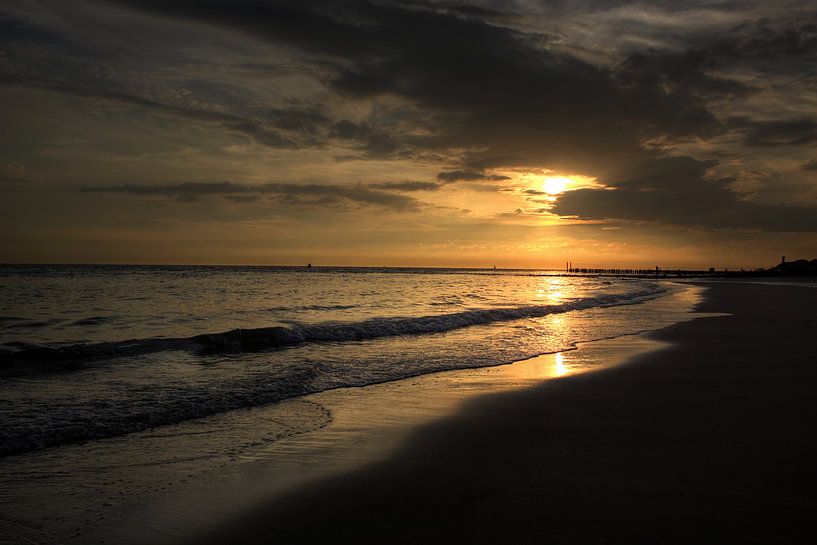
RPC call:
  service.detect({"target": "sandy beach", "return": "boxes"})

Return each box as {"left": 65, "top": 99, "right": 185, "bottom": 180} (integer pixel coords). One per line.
{"left": 7, "top": 3, "right": 817, "bottom": 543}
{"left": 188, "top": 281, "right": 817, "bottom": 544}
{"left": 1, "top": 280, "right": 697, "bottom": 545}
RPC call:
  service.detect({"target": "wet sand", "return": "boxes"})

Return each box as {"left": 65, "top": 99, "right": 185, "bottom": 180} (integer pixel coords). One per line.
{"left": 192, "top": 282, "right": 817, "bottom": 544}
{"left": 3, "top": 286, "right": 700, "bottom": 545}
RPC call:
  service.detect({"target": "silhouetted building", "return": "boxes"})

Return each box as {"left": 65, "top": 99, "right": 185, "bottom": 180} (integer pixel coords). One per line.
{"left": 770, "top": 257, "right": 817, "bottom": 275}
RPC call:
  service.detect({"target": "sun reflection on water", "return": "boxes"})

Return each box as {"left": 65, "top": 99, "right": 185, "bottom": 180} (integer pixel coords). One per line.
{"left": 535, "top": 276, "right": 573, "bottom": 305}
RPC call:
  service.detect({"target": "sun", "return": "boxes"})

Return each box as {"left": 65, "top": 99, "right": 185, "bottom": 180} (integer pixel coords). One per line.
{"left": 542, "top": 176, "right": 570, "bottom": 195}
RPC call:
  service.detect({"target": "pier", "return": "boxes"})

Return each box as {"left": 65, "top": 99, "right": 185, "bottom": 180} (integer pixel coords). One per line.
{"left": 562, "top": 258, "right": 817, "bottom": 278}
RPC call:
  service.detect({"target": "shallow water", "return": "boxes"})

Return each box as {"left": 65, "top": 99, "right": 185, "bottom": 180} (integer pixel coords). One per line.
{"left": 1, "top": 266, "right": 671, "bottom": 456}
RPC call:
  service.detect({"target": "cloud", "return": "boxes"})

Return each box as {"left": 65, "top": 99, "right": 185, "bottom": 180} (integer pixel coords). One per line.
{"left": 728, "top": 118, "right": 817, "bottom": 147}
{"left": 0, "top": 71, "right": 305, "bottom": 149}
{"left": 82, "top": 181, "right": 423, "bottom": 211}
{"left": 331, "top": 120, "right": 403, "bottom": 157}
{"left": 102, "top": 1, "right": 721, "bottom": 167}
{"left": 496, "top": 206, "right": 551, "bottom": 218}
{"left": 369, "top": 180, "right": 441, "bottom": 192}
{"left": 0, "top": 162, "right": 30, "bottom": 184}
{"left": 437, "top": 171, "right": 511, "bottom": 183}
{"left": 5, "top": 0, "right": 817, "bottom": 243}
{"left": 221, "top": 122, "right": 300, "bottom": 149}
{"left": 552, "top": 156, "right": 817, "bottom": 232}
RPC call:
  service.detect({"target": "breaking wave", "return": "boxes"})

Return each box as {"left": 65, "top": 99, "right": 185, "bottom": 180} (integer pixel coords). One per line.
{"left": 0, "top": 286, "right": 665, "bottom": 378}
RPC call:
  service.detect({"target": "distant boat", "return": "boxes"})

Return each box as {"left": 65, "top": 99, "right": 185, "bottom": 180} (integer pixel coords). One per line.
{"left": 307, "top": 262, "right": 312, "bottom": 269}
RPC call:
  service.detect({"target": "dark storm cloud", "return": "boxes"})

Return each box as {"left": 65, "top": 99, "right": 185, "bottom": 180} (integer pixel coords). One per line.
{"left": 1, "top": 1, "right": 764, "bottom": 162}
{"left": 496, "top": 206, "right": 550, "bottom": 218}
{"left": 615, "top": 19, "right": 817, "bottom": 86}
{"left": 266, "top": 108, "right": 329, "bottom": 134}
{"left": 1, "top": 18, "right": 355, "bottom": 152}
{"left": 614, "top": 50, "right": 752, "bottom": 102}
{"left": 0, "top": 12, "right": 66, "bottom": 45}
{"left": 723, "top": 21, "right": 817, "bottom": 61}
{"left": 2, "top": 31, "right": 413, "bottom": 157}
{"left": 0, "top": 71, "right": 305, "bottom": 149}
{"left": 368, "top": 180, "right": 441, "bottom": 191}
{"left": 221, "top": 121, "right": 300, "bottom": 149}
{"left": 605, "top": 18, "right": 817, "bottom": 150}
{"left": 555, "top": 186, "right": 817, "bottom": 232}
{"left": 728, "top": 118, "right": 817, "bottom": 147}
{"left": 437, "top": 171, "right": 511, "bottom": 183}
{"left": 103, "top": 0, "right": 507, "bottom": 60}
{"left": 0, "top": 162, "right": 30, "bottom": 184}
{"left": 82, "top": 181, "right": 422, "bottom": 211}
{"left": 331, "top": 120, "right": 403, "bottom": 157}
{"left": 7, "top": 0, "right": 817, "bottom": 236}
{"left": 552, "top": 157, "right": 817, "bottom": 232}
{"left": 82, "top": 181, "right": 250, "bottom": 197}
{"left": 105, "top": 0, "right": 720, "bottom": 149}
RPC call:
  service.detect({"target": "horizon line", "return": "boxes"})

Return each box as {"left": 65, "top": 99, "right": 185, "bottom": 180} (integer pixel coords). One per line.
{"left": 0, "top": 261, "right": 782, "bottom": 271}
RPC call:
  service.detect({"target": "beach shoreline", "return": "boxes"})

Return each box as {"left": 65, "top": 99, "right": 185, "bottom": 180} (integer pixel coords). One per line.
{"left": 2, "top": 281, "right": 703, "bottom": 545}
{"left": 5, "top": 281, "right": 816, "bottom": 544}
{"left": 188, "top": 281, "right": 817, "bottom": 544}
{"left": 69, "top": 299, "right": 694, "bottom": 545}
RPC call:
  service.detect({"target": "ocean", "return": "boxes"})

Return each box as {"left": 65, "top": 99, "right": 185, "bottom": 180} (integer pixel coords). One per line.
{"left": 0, "top": 265, "right": 693, "bottom": 459}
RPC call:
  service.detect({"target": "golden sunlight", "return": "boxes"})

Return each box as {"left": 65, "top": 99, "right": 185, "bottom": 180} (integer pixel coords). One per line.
{"left": 554, "top": 352, "right": 568, "bottom": 376}
{"left": 542, "top": 176, "right": 571, "bottom": 195}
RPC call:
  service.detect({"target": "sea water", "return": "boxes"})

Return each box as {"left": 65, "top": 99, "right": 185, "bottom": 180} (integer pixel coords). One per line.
{"left": 0, "top": 265, "right": 712, "bottom": 543}
{"left": 1, "top": 264, "right": 683, "bottom": 457}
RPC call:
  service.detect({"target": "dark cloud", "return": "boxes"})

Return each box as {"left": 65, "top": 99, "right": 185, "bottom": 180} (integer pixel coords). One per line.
{"left": 555, "top": 185, "right": 817, "bottom": 232}
{"left": 102, "top": 1, "right": 720, "bottom": 168}
{"left": 369, "top": 180, "right": 441, "bottom": 192}
{"left": 1, "top": 27, "right": 359, "bottom": 153}
{"left": 83, "top": 181, "right": 248, "bottom": 196}
{"left": 82, "top": 181, "right": 422, "bottom": 211}
{"left": 331, "top": 120, "right": 404, "bottom": 157}
{"left": 613, "top": 20, "right": 817, "bottom": 99}
{"left": 722, "top": 21, "right": 817, "bottom": 62}
{"left": 222, "top": 122, "right": 299, "bottom": 149}
{"left": 497, "top": 206, "right": 551, "bottom": 218}
{"left": 0, "top": 71, "right": 305, "bottom": 149}
{"left": 72, "top": 1, "right": 817, "bottom": 236}
{"left": 615, "top": 50, "right": 751, "bottom": 102}
{"left": 728, "top": 117, "right": 817, "bottom": 147}
{"left": 14, "top": 3, "right": 804, "bottom": 163}
{"left": 5, "top": 0, "right": 817, "bottom": 245}
{"left": 266, "top": 107, "right": 329, "bottom": 134}
{"left": 437, "top": 171, "right": 511, "bottom": 183}
{"left": 552, "top": 157, "right": 817, "bottom": 232}
{"left": 0, "top": 162, "right": 30, "bottom": 184}
{"left": 224, "top": 195, "right": 261, "bottom": 204}
{"left": 0, "top": 13, "right": 67, "bottom": 45}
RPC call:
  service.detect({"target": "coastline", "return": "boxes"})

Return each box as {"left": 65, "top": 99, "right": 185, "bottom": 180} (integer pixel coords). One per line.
{"left": 2, "top": 283, "right": 701, "bottom": 545}
{"left": 188, "top": 281, "right": 817, "bottom": 544}
{"left": 70, "top": 321, "right": 680, "bottom": 544}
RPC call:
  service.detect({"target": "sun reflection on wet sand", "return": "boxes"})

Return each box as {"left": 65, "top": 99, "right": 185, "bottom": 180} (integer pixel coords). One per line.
{"left": 492, "top": 335, "right": 668, "bottom": 384}
{"left": 555, "top": 352, "right": 568, "bottom": 376}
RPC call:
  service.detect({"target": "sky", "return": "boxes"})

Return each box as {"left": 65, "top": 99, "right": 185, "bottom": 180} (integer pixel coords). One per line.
{"left": 1, "top": 0, "right": 817, "bottom": 268}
